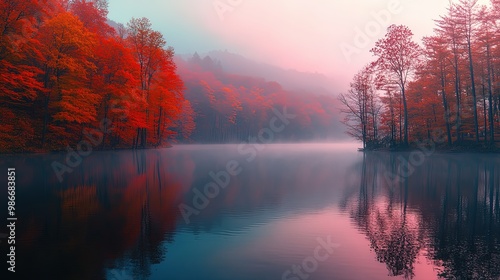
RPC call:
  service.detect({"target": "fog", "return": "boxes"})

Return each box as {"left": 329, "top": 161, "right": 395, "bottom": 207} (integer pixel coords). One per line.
{"left": 107, "top": 0, "right": 491, "bottom": 92}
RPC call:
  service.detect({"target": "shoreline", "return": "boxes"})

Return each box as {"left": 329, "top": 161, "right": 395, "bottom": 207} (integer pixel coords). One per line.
{"left": 0, "top": 144, "right": 174, "bottom": 157}
{"left": 359, "top": 144, "right": 500, "bottom": 154}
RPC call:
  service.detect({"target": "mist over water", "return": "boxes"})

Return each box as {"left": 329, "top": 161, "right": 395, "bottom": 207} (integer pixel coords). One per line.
{"left": 1, "top": 143, "right": 499, "bottom": 280}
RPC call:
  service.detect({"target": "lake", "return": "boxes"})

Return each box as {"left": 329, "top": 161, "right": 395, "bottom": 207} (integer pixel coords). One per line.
{"left": 1, "top": 143, "right": 499, "bottom": 280}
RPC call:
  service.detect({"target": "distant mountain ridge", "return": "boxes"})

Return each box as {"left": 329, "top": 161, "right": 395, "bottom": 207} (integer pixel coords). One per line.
{"left": 177, "top": 50, "right": 340, "bottom": 96}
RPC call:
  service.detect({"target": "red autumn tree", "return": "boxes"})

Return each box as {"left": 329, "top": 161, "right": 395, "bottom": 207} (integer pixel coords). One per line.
{"left": 36, "top": 12, "right": 98, "bottom": 147}
{"left": 371, "top": 25, "right": 422, "bottom": 146}
{"left": 0, "top": 0, "right": 61, "bottom": 151}
{"left": 92, "top": 36, "right": 141, "bottom": 148}
{"left": 69, "top": 0, "right": 114, "bottom": 37}
{"left": 126, "top": 17, "right": 166, "bottom": 148}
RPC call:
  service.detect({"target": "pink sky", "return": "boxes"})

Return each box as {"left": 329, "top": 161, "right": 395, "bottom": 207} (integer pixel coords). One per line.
{"left": 108, "top": 0, "right": 493, "bottom": 91}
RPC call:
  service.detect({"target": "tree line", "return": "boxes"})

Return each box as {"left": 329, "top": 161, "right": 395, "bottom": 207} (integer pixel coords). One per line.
{"left": 0, "top": 0, "right": 190, "bottom": 153}
{"left": 340, "top": 0, "right": 500, "bottom": 150}
{"left": 175, "top": 53, "right": 344, "bottom": 143}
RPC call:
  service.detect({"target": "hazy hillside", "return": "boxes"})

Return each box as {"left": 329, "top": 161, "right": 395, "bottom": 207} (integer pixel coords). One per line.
{"left": 177, "top": 50, "right": 340, "bottom": 95}
{"left": 173, "top": 53, "right": 348, "bottom": 143}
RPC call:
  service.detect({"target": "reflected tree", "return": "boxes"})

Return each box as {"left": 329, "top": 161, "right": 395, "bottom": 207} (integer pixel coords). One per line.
{"left": 340, "top": 152, "right": 500, "bottom": 279}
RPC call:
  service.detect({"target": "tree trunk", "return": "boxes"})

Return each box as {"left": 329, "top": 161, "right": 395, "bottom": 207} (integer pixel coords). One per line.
{"left": 454, "top": 64, "right": 462, "bottom": 143}
{"left": 441, "top": 81, "right": 452, "bottom": 146}
{"left": 467, "top": 42, "right": 480, "bottom": 143}
{"left": 486, "top": 44, "right": 495, "bottom": 145}
{"left": 401, "top": 85, "right": 409, "bottom": 146}
{"left": 157, "top": 106, "right": 163, "bottom": 146}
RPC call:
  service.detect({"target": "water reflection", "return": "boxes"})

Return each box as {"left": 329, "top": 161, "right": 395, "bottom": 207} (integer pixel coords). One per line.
{"left": 1, "top": 144, "right": 358, "bottom": 280}
{"left": 1, "top": 145, "right": 499, "bottom": 279}
{"left": 340, "top": 152, "right": 500, "bottom": 279}
{"left": 1, "top": 150, "right": 185, "bottom": 280}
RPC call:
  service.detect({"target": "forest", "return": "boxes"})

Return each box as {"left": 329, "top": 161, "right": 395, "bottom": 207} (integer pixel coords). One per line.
{"left": 0, "top": 0, "right": 345, "bottom": 153}
{"left": 4, "top": 0, "right": 499, "bottom": 153}
{"left": 340, "top": 0, "right": 500, "bottom": 150}
{"left": 0, "top": 0, "right": 189, "bottom": 153}
{"left": 175, "top": 53, "right": 343, "bottom": 143}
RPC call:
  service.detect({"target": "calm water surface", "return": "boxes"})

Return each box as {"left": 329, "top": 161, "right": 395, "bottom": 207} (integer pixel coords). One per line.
{"left": 1, "top": 143, "right": 499, "bottom": 280}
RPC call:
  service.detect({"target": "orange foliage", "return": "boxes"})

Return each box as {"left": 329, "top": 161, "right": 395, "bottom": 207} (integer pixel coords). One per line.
{"left": 0, "top": 3, "right": 188, "bottom": 152}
